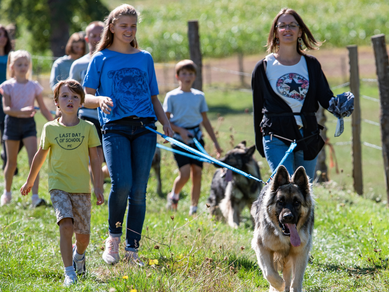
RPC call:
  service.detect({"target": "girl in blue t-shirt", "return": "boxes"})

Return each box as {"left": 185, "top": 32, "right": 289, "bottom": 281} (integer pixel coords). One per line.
{"left": 83, "top": 4, "right": 173, "bottom": 266}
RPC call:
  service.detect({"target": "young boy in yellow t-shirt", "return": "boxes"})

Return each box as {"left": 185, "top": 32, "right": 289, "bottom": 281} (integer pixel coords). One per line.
{"left": 20, "top": 79, "right": 104, "bottom": 286}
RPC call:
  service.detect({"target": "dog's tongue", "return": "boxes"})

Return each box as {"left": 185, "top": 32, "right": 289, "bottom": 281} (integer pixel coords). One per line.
{"left": 286, "top": 223, "right": 301, "bottom": 247}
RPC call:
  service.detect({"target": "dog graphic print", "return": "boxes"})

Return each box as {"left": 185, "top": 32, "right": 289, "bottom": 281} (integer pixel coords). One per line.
{"left": 107, "top": 68, "right": 153, "bottom": 118}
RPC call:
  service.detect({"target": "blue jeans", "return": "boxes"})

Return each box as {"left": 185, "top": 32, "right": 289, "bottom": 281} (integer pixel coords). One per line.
{"left": 263, "top": 130, "right": 318, "bottom": 182}
{"left": 102, "top": 120, "right": 156, "bottom": 251}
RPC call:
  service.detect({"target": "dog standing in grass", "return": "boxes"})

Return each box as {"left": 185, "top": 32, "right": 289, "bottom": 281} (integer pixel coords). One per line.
{"left": 251, "top": 165, "right": 314, "bottom": 292}
{"left": 207, "top": 141, "right": 262, "bottom": 228}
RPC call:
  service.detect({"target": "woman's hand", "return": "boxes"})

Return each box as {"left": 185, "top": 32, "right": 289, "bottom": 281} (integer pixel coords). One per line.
{"left": 98, "top": 96, "right": 114, "bottom": 114}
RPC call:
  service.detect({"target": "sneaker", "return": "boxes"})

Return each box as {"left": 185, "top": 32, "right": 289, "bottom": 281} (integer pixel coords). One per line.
{"left": 72, "top": 245, "right": 86, "bottom": 275}
{"left": 31, "top": 197, "right": 47, "bottom": 208}
{"left": 102, "top": 236, "right": 120, "bottom": 265}
{"left": 166, "top": 192, "right": 178, "bottom": 211}
{"left": 189, "top": 206, "right": 198, "bottom": 216}
{"left": 124, "top": 251, "right": 145, "bottom": 267}
{"left": 63, "top": 273, "right": 77, "bottom": 286}
{"left": 1, "top": 192, "right": 11, "bottom": 207}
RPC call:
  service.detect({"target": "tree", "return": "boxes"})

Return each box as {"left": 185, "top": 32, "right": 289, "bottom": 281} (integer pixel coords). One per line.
{"left": 1, "top": 0, "right": 109, "bottom": 57}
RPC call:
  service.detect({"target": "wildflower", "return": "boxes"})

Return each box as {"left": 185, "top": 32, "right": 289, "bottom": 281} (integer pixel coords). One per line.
{"left": 123, "top": 276, "right": 128, "bottom": 280}
{"left": 149, "top": 259, "right": 159, "bottom": 266}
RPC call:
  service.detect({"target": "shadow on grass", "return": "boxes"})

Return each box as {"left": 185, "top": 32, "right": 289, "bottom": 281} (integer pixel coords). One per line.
{"left": 208, "top": 104, "right": 249, "bottom": 116}
{"left": 313, "top": 261, "right": 385, "bottom": 275}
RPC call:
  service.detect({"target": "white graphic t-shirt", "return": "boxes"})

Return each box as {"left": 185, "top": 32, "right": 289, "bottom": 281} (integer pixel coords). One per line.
{"left": 265, "top": 53, "right": 309, "bottom": 127}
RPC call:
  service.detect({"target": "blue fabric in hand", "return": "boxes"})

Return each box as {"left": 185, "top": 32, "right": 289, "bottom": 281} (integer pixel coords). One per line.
{"left": 328, "top": 92, "right": 354, "bottom": 137}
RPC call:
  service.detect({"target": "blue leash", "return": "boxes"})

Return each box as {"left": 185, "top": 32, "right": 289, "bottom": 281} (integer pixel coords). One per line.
{"left": 34, "top": 106, "right": 56, "bottom": 115}
{"left": 146, "top": 126, "right": 264, "bottom": 184}
{"left": 156, "top": 143, "right": 212, "bottom": 163}
{"left": 266, "top": 141, "right": 297, "bottom": 184}
{"left": 193, "top": 137, "right": 209, "bottom": 155}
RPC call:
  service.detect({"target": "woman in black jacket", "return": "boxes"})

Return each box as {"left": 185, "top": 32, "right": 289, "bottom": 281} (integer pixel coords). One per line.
{"left": 252, "top": 8, "right": 352, "bottom": 181}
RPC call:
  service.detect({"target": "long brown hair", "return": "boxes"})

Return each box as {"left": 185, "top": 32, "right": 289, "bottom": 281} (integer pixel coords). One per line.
{"left": 0, "top": 25, "right": 12, "bottom": 55}
{"left": 96, "top": 4, "right": 139, "bottom": 52}
{"left": 65, "top": 32, "right": 86, "bottom": 56}
{"left": 266, "top": 8, "right": 321, "bottom": 54}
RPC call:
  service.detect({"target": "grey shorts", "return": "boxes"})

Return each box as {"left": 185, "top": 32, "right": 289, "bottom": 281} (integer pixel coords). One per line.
{"left": 50, "top": 189, "right": 91, "bottom": 234}
{"left": 3, "top": 116, "right": 36, "bottom": 141}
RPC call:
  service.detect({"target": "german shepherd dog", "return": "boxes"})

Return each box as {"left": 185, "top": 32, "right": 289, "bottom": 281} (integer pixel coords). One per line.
{"left": 251, "top": 165, "right": 314, "bottom": 292}
{"left": 207, "top": 141, "right": 262, "bottom": 228}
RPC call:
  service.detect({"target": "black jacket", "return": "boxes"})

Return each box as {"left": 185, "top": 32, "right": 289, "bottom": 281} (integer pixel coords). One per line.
{"left": 252, "top": 54, "right": 334, "bottom": 160}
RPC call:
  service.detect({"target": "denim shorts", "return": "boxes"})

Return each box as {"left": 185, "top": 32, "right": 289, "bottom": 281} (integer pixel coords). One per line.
{"left": 3, "top": 115, "right": 37, "bottom": 141}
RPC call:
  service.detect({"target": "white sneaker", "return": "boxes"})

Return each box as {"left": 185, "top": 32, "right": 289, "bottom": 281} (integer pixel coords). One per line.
{"left": 1, "top": 192, "right": 11, "bottom": 207}
{"left": 63, "top": 273, "right": 77, "bottom": 286}
{"left": 31, "top": 197, "right": 47, "bottom": 208}
{"left": 102, "top": 236, "right": 120, "bottom": 265}
{"left": 189, "top": 205, "right": 198, "bottom": 216}
{"left": 72, "top": 245, "right": 86, "bottom": 275}
{"left": 124, "top": 251, "right": 145, "bottom": 267}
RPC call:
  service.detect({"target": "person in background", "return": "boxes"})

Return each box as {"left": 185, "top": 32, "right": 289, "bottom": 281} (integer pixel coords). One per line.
{"left": 0, "top": 50, "right": 53, "bottom": 207}
{"left": 20, "top": 79, "right": 104, "bottom": 286}
{"left": 83, "top": 4, "right": 173, "bottom": 266}
{"left": 49, "top": 32, "right": 86, "bottom": 91}
{"left": 0, "top": 25, "right": 20, "bottom": 172}
{"left": 252, "top": 8, "right": 353, "bottom": 182}
{"left": 69, "top": 21, "right": 109, "bottom": 187}
{"left": 163, "top": 59, "right": 222, "bottom": 215}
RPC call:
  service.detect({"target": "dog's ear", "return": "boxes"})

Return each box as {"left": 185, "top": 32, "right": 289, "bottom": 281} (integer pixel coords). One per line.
{"left": 245, "top": 145, "right": 256, "bottom": 158}
{"left": 271, "top": 165, "right": 290, "bottom": 191}
{"left": 292, "top": 166, "right": 310, "bottom": 196}
{"left": 235, "top": 141, "right": 247, "bottom": 149}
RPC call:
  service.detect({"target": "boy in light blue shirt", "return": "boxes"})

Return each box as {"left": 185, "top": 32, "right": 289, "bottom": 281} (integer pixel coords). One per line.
{"left": 163, "top": 59, "right": 222, "bottom": 215}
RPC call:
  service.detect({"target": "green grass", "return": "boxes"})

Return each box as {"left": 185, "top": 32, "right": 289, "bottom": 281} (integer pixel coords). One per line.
{"left": 98, "top": 0, "right": 389, "bottom": 62}
{"left": 1, "top": 85, "right": 388, "bottom": 291}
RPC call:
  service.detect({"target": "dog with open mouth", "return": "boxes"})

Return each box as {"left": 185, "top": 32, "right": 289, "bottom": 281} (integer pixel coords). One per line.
{"left": 251, "top": 165, "right": 314, "bottom": 292}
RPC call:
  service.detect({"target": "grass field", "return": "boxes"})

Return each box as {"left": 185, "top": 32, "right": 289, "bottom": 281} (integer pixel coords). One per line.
{"left": 97, "top": 0, "right": 389, "bottom": 62}
{"left": 0, "top": 80, "right": 388, "bottom": 291}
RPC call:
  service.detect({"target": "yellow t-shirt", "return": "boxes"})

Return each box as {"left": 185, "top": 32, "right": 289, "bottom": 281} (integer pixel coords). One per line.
{"left": 40, "top": 119, "right": 101, "bottom": 193}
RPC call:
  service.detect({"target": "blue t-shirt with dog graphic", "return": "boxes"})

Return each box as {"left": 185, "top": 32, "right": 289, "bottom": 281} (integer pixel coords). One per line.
{"left": 83, "top": 49, "right": 159, "bottom": 125}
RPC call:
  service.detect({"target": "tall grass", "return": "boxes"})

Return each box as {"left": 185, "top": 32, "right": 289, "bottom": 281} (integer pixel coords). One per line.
{"left": 100, "top": 0, "right": 389, "bottom": 62}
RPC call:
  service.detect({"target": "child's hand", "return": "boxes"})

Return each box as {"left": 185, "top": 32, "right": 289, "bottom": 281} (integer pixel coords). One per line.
{"left": 178, "top": 128, "right": 191, "bottom": 144}
{"left": 99, "top": 96, "right": 113, "bottom": 114}
{"left": 162, "top": 124, "right": 174, "bottom": 143}
{"left": 19, "top": 106, "right": 36, "bottom": 118}
{"left": 215, "top": 142, "right": 223, "bottom": 159}
{"left": 94, "top": 187, "right": 104, "bottom": 205}
{"left": 20, "top": 182, "right": 33, "bottom": 196}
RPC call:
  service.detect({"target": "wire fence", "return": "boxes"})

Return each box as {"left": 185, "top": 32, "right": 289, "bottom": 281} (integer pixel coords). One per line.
{"left": 30, "top": 54, "right": 382, "bottom": 153}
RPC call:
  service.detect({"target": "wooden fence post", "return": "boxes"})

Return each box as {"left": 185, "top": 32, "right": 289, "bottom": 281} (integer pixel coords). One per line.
{"left": 347, "top": 45, "right": 363, "bottom": 195}
{"left": 371, "top": 34, "right": 389, "bottom": 204}
{"left": 188, "top": 20, "right": 203, "bottom": 91}
{"left": 238, "top": 51, "right": 245, "bottom": 87}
